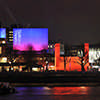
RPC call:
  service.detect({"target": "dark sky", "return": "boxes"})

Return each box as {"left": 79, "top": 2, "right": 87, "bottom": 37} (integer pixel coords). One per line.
{"left": 0, "top": 0, "right": 100, "bottom": 45}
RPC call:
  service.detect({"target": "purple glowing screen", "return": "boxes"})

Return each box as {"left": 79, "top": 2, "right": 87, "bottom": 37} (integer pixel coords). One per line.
{"left": 13, "top": 28, "right": 48, "bottom": 51}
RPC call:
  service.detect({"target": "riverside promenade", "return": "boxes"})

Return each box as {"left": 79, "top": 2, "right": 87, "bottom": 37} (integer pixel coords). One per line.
{"left": 0, "top": 72, "right": 100, "bottom": 86}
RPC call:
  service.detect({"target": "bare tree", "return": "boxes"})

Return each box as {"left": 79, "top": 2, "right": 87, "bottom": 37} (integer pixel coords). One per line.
{"left": 59, "top": 55, "right": 71, "bottom": 72}
{"left": 23, "top": 45, "right": 35, "bottom": 72}
{"left": 73, "top": 48, "right": 89, "bottom": 72}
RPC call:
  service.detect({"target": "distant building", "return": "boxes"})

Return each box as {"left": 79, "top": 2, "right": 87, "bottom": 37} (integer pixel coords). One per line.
{"left": 47, "top": 40, "right": 55, "bottom": 54}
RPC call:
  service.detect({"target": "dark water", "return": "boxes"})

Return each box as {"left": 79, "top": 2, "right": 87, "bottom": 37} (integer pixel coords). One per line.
{"left": 0, "top": 86, "right": 100, "bottom": 100}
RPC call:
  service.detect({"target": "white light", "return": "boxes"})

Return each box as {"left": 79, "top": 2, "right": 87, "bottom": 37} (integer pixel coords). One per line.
{"left": 11, "top": 68, "right": 13, "bottom": 70}
{"left": 46, "top": 61, "right": 48, "bottom": 64}
{"left": 2, "top": 41, "right": 6, "bottom": 44}
{"left": 92, "top": 66, "right": 99, "bottom": 68}
{"left": 50, "top": 65, "right": 54, "bottom": 67}
{"left": 50, "top": 45, "right": 52, "bottom": 48}
{"left": 32, "top": 67, "right": 39, "bottom": 71}
{"left": 9, "top": 62, "right": 11, "bottom": 64}
{"left": 1, "top": 57, "right": 7, "bottom": 63}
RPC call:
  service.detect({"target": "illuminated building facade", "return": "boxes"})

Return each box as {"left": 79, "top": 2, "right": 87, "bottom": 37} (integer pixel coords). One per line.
{"left": 0, "top": 25, "right": 100, "bottom": 72}
{"left": 47, "top": 40, "right": 55, "bottom": 54}
{"left": 89, "top": 44, "right": 100, "bottom": 71}
{"left": 0, "top": 26, "right": 51, "bottom": 72}
{"left": 55, "top": 43, "right": 89, "bottom": 71}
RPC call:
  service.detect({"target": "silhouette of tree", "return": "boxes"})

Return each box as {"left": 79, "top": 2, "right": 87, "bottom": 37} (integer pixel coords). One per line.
{"left": 59, "top": 44, "right": 72, "bottom": 72}
{"left": 73, "top": 45, "right": 89, "bottom": 72}
{"left": 23, "top": 45, "right": 36, "bottom": 72}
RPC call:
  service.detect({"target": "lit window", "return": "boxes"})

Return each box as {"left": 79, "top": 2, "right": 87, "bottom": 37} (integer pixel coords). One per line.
{"left": 32, "top": 68, "right": 40, "bottom": 72}
{"left": 1, "top": 57, "right": 7, "bottom": 63}
{"left": 9, "top": 34, "right": 13, "bottom": 36}
{"left": 48, "top": 45, "right": 49, "bottom": 48}
{"left": 9, "top": 37, "right": 13, "bottom": 38}
{"left": 50, "top": 45, "right": 52, "bottom": 48}
{"left": 9, "top": 39, "right": 13, "bottom": 41}
{"left": 9, "top": 31, "right": 13, "bottom": 33}
{"left": 40, "top": 58, "right": 42, "bottom": 60}
{"left": 6, "top": 68, "right": 9, "bottom": 72}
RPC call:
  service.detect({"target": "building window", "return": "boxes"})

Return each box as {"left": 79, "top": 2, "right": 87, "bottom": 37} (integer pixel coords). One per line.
{"left": 50, "top": 45, "right": 52, "bottom": 48}
{"left": 9, "top": 31, "right": 13, "bottom": 33}
{"left": 40, "top": 58, "right": 42, "bottom": 60}
{"left": 9, "top": 39, "right": 13, "bottom": 41}
{"left": 9, "top": 34, "right": 13, "bottom": 36}
{"left": 0, "top": 47, "right": 2, "bottom": 54}
{"left": 9, "top": 37, "right": 13, "bottom": 38}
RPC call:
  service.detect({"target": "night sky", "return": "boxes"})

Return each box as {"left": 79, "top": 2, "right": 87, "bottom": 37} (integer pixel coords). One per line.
{"left": 0, "top": 0, "right": 100, "bottom": 45}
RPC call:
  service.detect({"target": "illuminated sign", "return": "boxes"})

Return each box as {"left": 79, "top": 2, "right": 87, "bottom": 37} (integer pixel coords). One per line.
{"left": 0, "top": 28, "right": 6, "bottom": 38}
{"left": 13, "top": 28, "right": 48, "bottom": 51}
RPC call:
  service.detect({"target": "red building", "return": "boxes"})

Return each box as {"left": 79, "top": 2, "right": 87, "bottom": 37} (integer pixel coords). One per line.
{"left": 55, "top": 43, "right": 89, "bottom": 71}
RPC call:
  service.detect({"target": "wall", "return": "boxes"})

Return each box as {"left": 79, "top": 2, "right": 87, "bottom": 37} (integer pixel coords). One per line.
{"left": 55, "top": 43, "right": 89, "bottom": 71}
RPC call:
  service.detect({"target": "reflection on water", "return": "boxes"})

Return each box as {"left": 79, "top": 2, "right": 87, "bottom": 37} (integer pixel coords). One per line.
{"left": 15, "top": 86, "right": 89, "bottom": 95}
{"left": 53, "top": 87, "right": 89, "bottom": 95}
{"left": 0, "top": 87, "right": 100, "bottom": 100}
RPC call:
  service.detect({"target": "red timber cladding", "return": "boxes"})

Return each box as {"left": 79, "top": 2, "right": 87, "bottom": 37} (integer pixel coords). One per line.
{"left": 55, "top": 43, "right": 89, "bottom": 71}
{"left": 84, "top": 43, "right": 89, "bottom": 71}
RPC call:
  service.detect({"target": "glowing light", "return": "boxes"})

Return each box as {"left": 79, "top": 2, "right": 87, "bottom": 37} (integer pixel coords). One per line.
{"left": 46, "top": 61, "right": 48, "bottom": 64}
{"left": 0, "top": 28, "right": 6, "bottom": 38}
{"left": 50, "top": 65, "right": 54, "bottom": 67}
{"left": 32, "top": 67, "right": 40, "bottom": 72}
{"left": 40, "top": 58, "right": 42, "bottom": 60}
{"left": 9, "top": 39, "right": 13, "bottom": 41}
{"left": 6, "top": 68, "right": 9, "bottom": 71}
{"left": 92, "top": 66, "right": 99, "bottom": 68}
{"left": 9, "top": 62, "right": 11, "bottom": 64}
{"left": 43, "top": 87, "right": 51, "bottom": 90}
{"left": 9, "top": 31, "right": 13, "bottom": 33}
{"left": 13, "top": 28, "right": 48, "bottom": 51}
{"left": 80, "top": 86, "right": 86, "bottom": 89}
{"left": 1, "top": 57, "right": 7, "bottom": 63}
{"left": 19, "top": 66, "right": 22, "bottom": 71}
{"left": 53, "top": 87, "right": 88, "bottom": 95}
{"left": 2, "top": 40, "right": 6, "bottom": 44}
{"left": 50, "top": 45, "right": 52, "bottom": 48}
{"left": 11, "top": 68, "right": 13, "bottom": 70}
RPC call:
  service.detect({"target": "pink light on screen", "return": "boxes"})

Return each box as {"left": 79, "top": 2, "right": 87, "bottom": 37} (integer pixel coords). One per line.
{"left": 13, "top": 28, "right": 48, "bottom": 51}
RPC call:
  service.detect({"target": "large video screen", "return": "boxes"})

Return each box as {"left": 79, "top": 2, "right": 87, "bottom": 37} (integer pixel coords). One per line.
{"left": 0, "top": 28, "right": 6, "bottom": 38}
{"left": 13, "top": 28, "right": 48, "bottom": 51}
